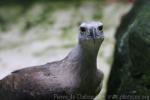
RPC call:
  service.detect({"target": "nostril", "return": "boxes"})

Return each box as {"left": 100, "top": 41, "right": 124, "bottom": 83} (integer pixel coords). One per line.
{"left": 80, "top": 27, "right": 86, "bottom": 32}
{"left": 87, "top": 32, "right": 95, "bottom": 39}
{"left": 90, "top": 32, "right": 93, "bottom": 36}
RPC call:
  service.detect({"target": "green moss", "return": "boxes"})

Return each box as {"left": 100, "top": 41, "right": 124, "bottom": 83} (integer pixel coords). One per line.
{"left": 141, "top": 72, "right": 150, "bottom": 87}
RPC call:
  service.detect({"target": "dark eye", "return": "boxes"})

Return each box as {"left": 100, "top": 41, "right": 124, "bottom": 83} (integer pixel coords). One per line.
{"left": 80, "top": 27, "right": 86, "bottom": 32}
{"left": 98, "top": 25, "right": 103, "bottom": 31}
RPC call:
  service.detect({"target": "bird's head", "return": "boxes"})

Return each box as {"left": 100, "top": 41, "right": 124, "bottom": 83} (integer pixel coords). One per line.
{"left": 78, "top": 21, "right": 104, "bottom": 50}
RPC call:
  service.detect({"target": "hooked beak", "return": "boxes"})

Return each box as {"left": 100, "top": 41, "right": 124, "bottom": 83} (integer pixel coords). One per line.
{"left": 89, "top": 28, "right": 96, "bottom": 44}
{"left": 89, "top": 28, "right": 96, "bottom": 39}
{"left": 88, "top": 28, "right": 104, "bottom": 44}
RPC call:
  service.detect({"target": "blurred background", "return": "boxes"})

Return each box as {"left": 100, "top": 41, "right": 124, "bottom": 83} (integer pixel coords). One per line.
{"left": 0, "top": 0, "right": 134, "bottom": 100}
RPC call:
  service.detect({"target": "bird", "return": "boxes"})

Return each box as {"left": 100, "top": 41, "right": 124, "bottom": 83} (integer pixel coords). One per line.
{"left": 0, "top": 21, "right": 104, "bottom": 100}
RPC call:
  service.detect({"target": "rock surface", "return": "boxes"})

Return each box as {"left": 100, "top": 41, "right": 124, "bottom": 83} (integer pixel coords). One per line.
{"left": 106, "top": 0, "right": 150, "bottom": 99}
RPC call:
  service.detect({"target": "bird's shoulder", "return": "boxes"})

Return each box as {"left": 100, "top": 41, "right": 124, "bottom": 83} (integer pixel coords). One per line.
{"left": 0, "top": 61, "right": 63, "bottom": 92}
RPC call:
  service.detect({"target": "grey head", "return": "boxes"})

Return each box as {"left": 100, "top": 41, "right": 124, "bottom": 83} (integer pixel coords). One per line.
{"left": 78, "top": 21, "right": 104, "bottom": 51}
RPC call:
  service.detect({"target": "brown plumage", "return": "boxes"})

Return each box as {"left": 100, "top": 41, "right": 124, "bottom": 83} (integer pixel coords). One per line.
{"left": 0, "top": 21, "right": 104, "bottom": 100}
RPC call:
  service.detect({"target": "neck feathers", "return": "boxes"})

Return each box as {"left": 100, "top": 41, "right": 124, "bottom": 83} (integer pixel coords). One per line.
{"left": 67, "top": 41, "right": 101, "bottom": 68}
